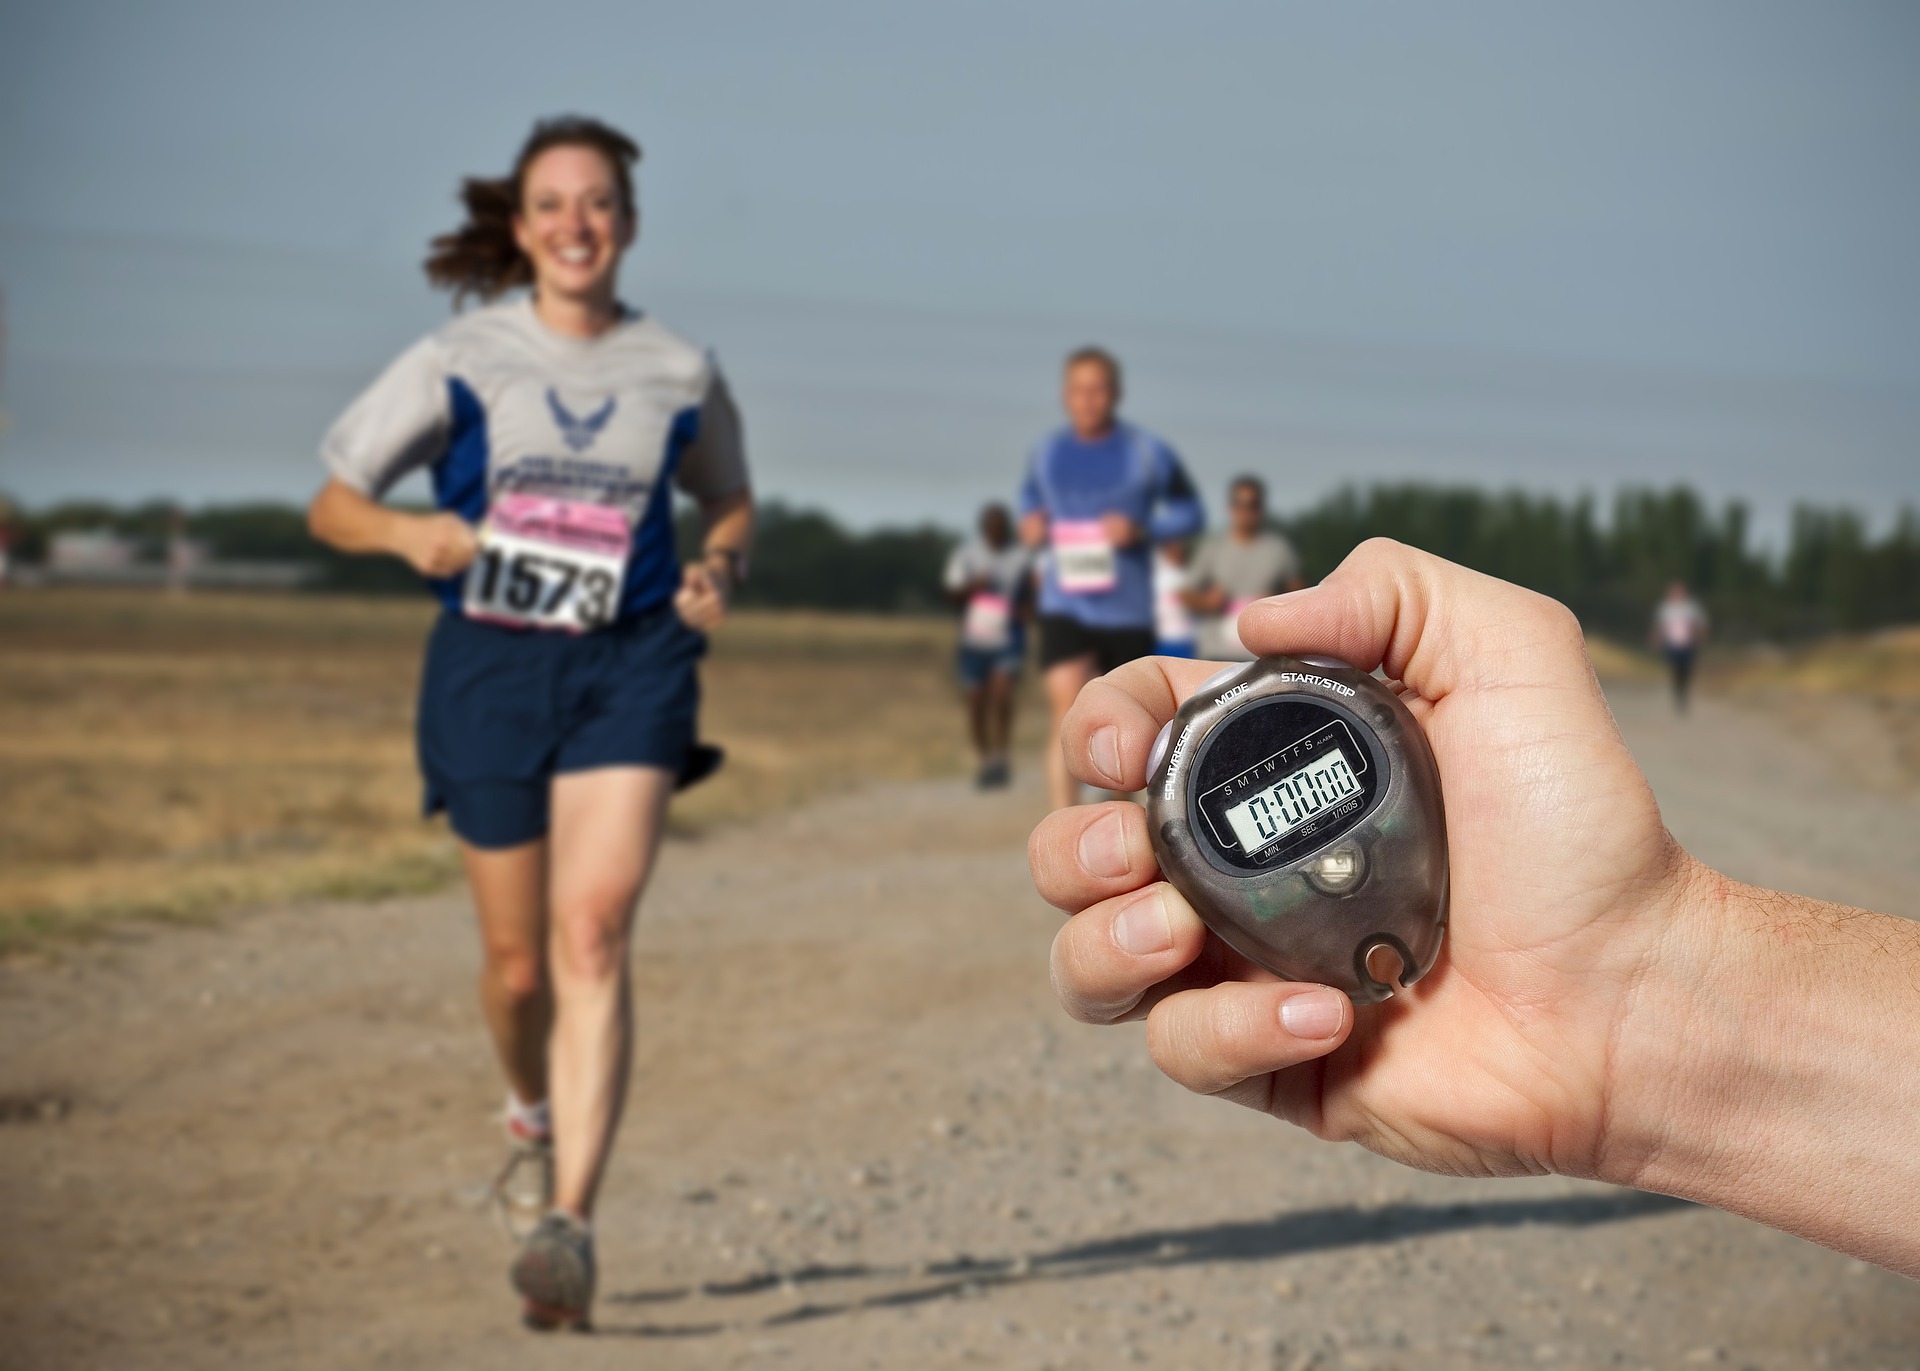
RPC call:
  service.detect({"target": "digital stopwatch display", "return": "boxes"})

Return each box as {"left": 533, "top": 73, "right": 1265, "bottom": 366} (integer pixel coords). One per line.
{"left": 1189, "top": 699, "right": 1387, "bottom": 873}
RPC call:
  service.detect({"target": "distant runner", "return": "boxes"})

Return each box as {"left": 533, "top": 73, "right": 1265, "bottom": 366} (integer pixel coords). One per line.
{"left": 1184, "top": 474, "right": 1303, "bottom": 660}
{"left": 306, "top": 117, "right": 753, "bottom": 1332}
{"left": 1651, "top": 581, "right": 1709, "bottom": 712}
{"left": 943, "top": 502, "right": 1035, "bottom": 789}
{"left": 1018, "top": 346, "right": 1204, "bottom": 809}
{"left": 1152, "top": 539, "right": 1198, "bottom": 658}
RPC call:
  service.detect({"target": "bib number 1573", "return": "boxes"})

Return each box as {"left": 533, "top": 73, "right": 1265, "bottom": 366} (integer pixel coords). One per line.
{"left": 462, "top": 495, "right": 630, "bottom": 633}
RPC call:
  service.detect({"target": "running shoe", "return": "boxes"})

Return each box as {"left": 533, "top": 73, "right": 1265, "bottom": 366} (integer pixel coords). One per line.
{"left": 489, "top": 1117, "right": 554, "bottom": 1242}
{"left": 511, "top": 1211, "right": 596, "bottom": 1332}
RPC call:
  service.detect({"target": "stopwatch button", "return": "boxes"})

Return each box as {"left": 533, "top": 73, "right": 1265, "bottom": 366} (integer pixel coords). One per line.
{"left": 1198, "top": 666, "right": 1242, "bottom": 695}
{"left": 1147, "top": 720, "right": 1175, "bottom": 780}
{"left": 1306, "top": 843, "right": 1366, "bottom": 894}
{"left": 1297, "top": 654, "right": 1356, "bottom": 671}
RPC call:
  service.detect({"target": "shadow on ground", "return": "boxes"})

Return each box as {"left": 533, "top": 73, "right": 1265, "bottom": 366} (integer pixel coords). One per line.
{"left": 596, "top": 1190, "right": 1687, "bottom": 1338}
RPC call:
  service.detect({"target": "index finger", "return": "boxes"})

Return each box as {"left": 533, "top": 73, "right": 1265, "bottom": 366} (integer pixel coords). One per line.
{"left": 1058, "top": 655, "right": 1244, "bottom": 793}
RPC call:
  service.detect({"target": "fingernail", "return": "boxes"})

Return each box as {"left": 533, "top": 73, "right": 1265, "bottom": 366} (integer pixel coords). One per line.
{"left": 1089, "top": 726, "right": 1122, "bottom": 785}
{"left": 1077, "top": 811, "right": 1130, "bottom": 879}
{"left": 1113, "top": 891, "right": 1173, "bottom": 957}
{"left": 1279, "top": 987, "right": 1345, "bottom": 1040}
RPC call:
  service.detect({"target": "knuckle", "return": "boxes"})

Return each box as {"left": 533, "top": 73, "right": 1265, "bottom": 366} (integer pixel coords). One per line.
{"left": 1049, "top": 922, "right": 1136, "bottom": 1026}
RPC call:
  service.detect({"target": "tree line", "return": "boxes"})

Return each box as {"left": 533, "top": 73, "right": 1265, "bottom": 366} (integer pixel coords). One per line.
{"left": 5, "top": 486, "right": 1915, "bottom": 641}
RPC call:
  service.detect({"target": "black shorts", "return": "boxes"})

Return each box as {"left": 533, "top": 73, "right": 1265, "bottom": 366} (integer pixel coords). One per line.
{"left": 417, "top": 605, "right": 705, "bottom": 849}
{"left": 1036, "top": 615, "right": 1156, "bottom": 675}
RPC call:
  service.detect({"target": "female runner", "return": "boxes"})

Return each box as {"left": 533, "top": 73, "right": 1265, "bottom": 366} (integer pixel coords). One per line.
{"left": 308, "top": 115, "right": 753, "bottom": 1330}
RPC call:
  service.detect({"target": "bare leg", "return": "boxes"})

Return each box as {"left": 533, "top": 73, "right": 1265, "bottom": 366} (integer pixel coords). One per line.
{"left": 1043, "top": 655, "right": 1101, "bottom": 810}
{"left": 963, "top": 682, "right": 989, "bottom": 763}
{"left": 544, "top": 765, "right": 676, "bottom": 1219}
{"left": 462, "top": 840, "right": 552, "bottom": 1107}
{"left": 986, "top": 670, "right": 1016, "bottom": 760}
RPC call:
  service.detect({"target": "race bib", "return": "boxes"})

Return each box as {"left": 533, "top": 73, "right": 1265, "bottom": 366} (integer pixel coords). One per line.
{"left": 962, "top": 591, "right": 1014, "bottom": 650}
{"left": 1220, "top": 596, "right": 1259, "bottom": 658}
{"left": 1052, "top": 519, "right": 1118, "bottom": 594}
{"left": 462, "top": 494, "right": 629, "bottom": 632}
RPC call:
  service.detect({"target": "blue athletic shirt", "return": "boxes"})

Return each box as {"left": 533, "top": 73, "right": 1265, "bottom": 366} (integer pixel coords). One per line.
{"left": 1017, "top": 422, "right": 1205, "bottom": 629}
{"left": 320, "top": 297, "right": 749, "bottom": 618}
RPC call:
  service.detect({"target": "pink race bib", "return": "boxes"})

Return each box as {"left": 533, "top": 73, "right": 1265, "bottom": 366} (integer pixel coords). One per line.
{"left": 1051, "top": 519, "right": 1118, "bottom": 594}
{"left": 963, "top": 591, "right": 1014, "bottom": 649}
{"left": 462, "top": 494, "right": 631, "bottom": 632}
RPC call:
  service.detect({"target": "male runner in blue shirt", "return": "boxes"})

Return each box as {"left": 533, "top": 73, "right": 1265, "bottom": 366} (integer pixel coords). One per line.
{"left": 1018, "top": 346, "right": 1204, "bottom": 809}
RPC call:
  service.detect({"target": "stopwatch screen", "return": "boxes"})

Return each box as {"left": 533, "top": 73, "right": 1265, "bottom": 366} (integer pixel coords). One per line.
{"left": 1191, "top": 699, "right": 1386, "bottom": 871}
{"left": 1219, "top": 742, "right": 1363, "bottom": 850}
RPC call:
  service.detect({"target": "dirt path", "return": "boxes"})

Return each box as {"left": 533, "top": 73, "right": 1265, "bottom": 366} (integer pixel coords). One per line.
{"left": 2, "top": 685, "right": 1916, "bottom": 1370}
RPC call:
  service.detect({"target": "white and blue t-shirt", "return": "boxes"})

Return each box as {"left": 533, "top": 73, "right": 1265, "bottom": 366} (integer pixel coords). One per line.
{"left": 321, "top": 297, "right": 749, "bottom": 618}
{"left": 1017, "top": 422, "right": 1205, "bottom": 630}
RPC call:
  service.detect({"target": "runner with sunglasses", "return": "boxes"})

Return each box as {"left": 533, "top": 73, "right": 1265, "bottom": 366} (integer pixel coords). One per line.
{"left": 1183, "top": 474, "right": 1303, "bottom": 660}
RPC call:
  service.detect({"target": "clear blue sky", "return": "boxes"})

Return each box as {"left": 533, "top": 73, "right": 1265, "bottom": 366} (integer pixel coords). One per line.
{"left": 2, "top": 0, "right": 1916, "bottom": 539}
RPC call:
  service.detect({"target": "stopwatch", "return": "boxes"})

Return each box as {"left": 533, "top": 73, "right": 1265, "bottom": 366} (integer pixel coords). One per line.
{"left": 1144, "top": 655, "right": 1449, "bottom": 1005}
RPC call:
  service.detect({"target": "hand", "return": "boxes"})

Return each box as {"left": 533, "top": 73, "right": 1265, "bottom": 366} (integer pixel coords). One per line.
{"left": 1100, "top": 513, "right": 1143, "bottom": 548}
{"left": 397, "top": 513, "right": 479, "bottom": 578}
{"left": 1020, "top": 511, "right": 1050, "bottom": 548}
{"left": 674, "top": 561, "right": 729, "bottom": 632}
{"left": 1029, "top": 537, "right": 1697, "bottom": 1184}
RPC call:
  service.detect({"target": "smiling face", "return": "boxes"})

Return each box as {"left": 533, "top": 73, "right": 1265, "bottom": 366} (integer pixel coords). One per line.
{"left": 512, "top": 144, "right": 635, "bottom": 308}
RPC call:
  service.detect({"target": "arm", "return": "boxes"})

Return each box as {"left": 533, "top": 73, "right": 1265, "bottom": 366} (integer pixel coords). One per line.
{"left": 942, "top": 545, "right": 979, "bottom": 608}
{"left": 1180, "top": 584, "right": 1228, "bottom": 614}
{"left": 307, "top": 478, "right": 476, "bottom": 578}
{"left": 1177, "top": 541, "right": 1226, "bottom": 613}
{"left": 1030, "top": 538, "right": 1920, "bottom": 1276}
{"left": 1017, "top": 455, "right": 1049, "bottom": 548}
{"left": 310, "top": 335, "right": 467, "bottom": 573}
{"left": 672, "top": 366, "right": 755, "bottom": 632}
{"left": 1144, "top": 446, "right": 1204, "bottom": 545}
{"left": 1610, "top": 870, "right": 1920, "bottom": 1274}
{"left": 673, "top": 486, "right": 754, "bottom": 633}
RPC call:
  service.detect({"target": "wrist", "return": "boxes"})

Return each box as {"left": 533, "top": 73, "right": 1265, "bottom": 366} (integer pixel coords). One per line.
{"left": 387, "top": 509, "right": 431, "bottom": 563}
{"left": 1589, "top": 855, "right": 1747, "bottom": 1193}
{"left": 702, "top": 547, "right": 744, "bottom": 591}
{"left": 1597, "top": 861, "right": 1920, "bottom": 1272}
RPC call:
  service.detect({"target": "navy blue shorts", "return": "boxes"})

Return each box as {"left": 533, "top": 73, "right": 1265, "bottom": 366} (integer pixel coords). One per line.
{"left": 956, "top": 635, "right": 1025, "bottom": 688}
{"left": 417, "top": 606, "right": 705, "bottom": 849}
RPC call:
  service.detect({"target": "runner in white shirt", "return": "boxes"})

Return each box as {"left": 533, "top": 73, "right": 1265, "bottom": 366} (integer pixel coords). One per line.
{"left": 1152, "top": 540, "right": 1198, "bottom": 658}
{"left": 944, "top": 503, "right": 1035, "bottom": 788}
{"left": 308, "top": 117, "right": 753, "bottom": 1331}
{"left": 1650, "top": 581, "right": 1710, "bottom": 713}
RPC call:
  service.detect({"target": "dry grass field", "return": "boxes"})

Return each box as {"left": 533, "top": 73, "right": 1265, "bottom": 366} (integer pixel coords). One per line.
{"left": 0, "top": 590, "right": 1042, "bottom": 954}
{"left": 1711, "top": 625, "right": 1920, "bottom": 790}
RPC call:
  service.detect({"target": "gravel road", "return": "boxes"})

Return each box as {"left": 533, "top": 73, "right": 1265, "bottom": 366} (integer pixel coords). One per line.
{"left": 2, "top": 684, "right": 1916, "bottom": 1370}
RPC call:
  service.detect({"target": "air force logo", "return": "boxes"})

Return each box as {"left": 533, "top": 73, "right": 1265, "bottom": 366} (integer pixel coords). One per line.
{"left": 546, "top": 388, "right": 617, "bottom": 453}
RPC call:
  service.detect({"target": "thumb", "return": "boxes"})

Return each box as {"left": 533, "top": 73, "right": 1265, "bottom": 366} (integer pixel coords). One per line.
{"left": 1236, "top": 538, "right": 1594, "bottom": 703}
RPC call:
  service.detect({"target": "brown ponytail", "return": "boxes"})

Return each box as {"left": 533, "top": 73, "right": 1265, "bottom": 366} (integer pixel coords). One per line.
{"left": 424, "top": 115, "right": 642, "bottom": 306}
